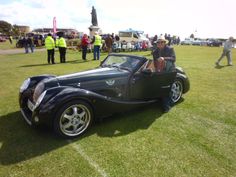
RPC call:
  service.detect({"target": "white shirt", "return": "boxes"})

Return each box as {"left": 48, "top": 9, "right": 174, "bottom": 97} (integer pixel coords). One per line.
{"left": 224, "top": 39, "right": 234, "bottom": 51}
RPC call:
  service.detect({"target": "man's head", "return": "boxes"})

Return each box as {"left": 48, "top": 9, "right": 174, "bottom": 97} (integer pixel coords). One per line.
{"left": 94, "top": 31, "right": 98, "bottom": 35}
{"left": 229, "top": 36, "right": 234, "bottom": 41}
{"left": 47, "top": 33, "right": 52, "bottom": 37}
{"left": 157, "top": 35, "right": 168, "bottom": 49}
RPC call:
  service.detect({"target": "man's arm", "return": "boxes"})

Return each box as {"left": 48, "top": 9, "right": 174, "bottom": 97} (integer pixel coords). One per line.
{"left": 164, "top": 47, "right": 176, "bottom": 62}
{"left": 90, "top": 36, "right": 95, "bottom": 44}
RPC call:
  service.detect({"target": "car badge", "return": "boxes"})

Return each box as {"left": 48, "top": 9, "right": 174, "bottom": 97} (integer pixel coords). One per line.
{"left": 106, "top": 80, "right": 115, "bottom": 86}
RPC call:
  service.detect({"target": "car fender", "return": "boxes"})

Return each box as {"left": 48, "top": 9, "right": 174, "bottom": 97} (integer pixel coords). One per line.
{"left": 28, "top": 75, "right": 56, "bottom": 89}
{"left": 176, "top": 72, "right": 190, "bottom": 94}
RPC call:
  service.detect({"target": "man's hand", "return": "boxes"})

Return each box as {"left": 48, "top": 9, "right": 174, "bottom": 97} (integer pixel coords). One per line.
{"left": 158, "top": 57, "right": 165, "bottom": 61}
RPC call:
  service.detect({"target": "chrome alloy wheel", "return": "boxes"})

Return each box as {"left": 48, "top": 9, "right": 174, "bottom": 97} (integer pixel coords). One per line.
{"left": 171, "top": 79, "right": 183, "bottom": 103}
{"left": 59, "top": 104, "right": 91, "bottom": 137}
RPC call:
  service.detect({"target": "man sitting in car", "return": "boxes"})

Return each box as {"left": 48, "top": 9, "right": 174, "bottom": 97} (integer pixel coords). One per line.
{"left": 152, "top": 35, "right": 176, "bottom": 72}
{"left": 152, "top": 35, "right": 176, "bottom": 112}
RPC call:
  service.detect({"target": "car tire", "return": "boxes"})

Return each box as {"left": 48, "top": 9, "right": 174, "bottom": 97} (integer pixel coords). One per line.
{"left": 53, "top": 100, "right": 93, "bottom": 138}
{"left": 170, "top": 78, "right": 183, "bottom": 104}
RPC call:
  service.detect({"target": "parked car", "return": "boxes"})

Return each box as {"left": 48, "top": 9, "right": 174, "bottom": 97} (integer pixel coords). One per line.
{"left": 16, "top": 34, "right": 45, "bottom": 48}
{"left": 19, "top": 54, "right": 190, "bottom": 138}
{"left": 180, "top": 38, "right": 194, "bottom": 45}
{"left": 207, "top": 39, "right": 222, "bottom": 47}
{"left": 0, "top": 36, "right": 6, "bottom": 42}
{"left": 118, "top": 29, "right": 149, "bottom": 42}
{"left": 192, "top": 39, "right": 201, "bottom": 46}
{"left": 192, "top": 39, "right": 208, "bottom": 46}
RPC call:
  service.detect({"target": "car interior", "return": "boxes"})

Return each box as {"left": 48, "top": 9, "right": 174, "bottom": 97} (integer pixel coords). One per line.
{"left": 142, "top": 60, "right": 166, "bottom": 73}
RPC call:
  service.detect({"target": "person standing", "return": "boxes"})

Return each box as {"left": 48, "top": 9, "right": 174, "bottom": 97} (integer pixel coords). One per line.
{"left": 115, "top": 35, "right": 120, "bottom": 42}
{"left": 27, "top": 36, "right": 34, "bottom": 53}
{"left": 81, "top": 34, "right": 90, "bottom": 60}
{"left": 22, "top": 36, "right": 29, "bottom": 54}
{"left": 45, "top": 33, "right": 55, "bottom": 64}
{"left": 91, "top": 32, "right": 102, "bottom": 60}
{"left": 215, "top": 37, "right": 234, "bottom": 66}
{"left": 9, "top": 35, "right": 13, "bottom": 44}
{"left": 105, "top": 34, "right": 113, "bottom": 53}
{"left": 152, "top": 35, "right": 176, "bottom": 113}
{"left": 58, "top": 33, "right": 67, "bottom": 63}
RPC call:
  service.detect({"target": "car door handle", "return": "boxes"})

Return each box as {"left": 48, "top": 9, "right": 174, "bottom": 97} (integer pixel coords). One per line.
{"left": 131, "top": 78, "right": 136, "bottom": 84}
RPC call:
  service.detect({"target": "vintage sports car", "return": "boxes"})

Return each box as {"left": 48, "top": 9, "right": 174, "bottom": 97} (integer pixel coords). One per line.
{"left": 19, "top": 53, "right": 190, "bottom": 138}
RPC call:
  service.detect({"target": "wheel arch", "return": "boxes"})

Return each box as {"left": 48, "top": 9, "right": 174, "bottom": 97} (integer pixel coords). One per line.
{"left": 53, "top": 97, "right": 95, "bottom": 119}
{"left": 176, "top": 72, "right": 190, "bottom": 94}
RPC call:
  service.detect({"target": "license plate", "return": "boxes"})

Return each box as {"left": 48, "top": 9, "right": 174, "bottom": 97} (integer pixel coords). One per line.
{"left": 27, "top": 99, "right": 35, "bottom": 111}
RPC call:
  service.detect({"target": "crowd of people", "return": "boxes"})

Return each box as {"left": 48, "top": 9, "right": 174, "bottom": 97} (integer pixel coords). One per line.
{"left": 7, "top": 31, "right": 234, "bottom": 69}
{"left": 20, "top": 36, "right": 35, "bottom": 53}
{"left": 41, "top": 32, "right": 156, "bottom": 64}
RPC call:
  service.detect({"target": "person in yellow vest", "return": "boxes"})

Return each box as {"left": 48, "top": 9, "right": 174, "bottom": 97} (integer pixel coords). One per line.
{"left": 45, "top": 33, "right": 55, "bottom": 64}
{"left": 58, "top": 33, "right": 67, "bottom": 63}
{"left": 91, "top": 31, "right": 102, "bottom": 60}
{"left": 9, "top": 35, "right": 13, "bottom": 44}
{"left": 55, "top": 37, "right": 59, "bottom": 48}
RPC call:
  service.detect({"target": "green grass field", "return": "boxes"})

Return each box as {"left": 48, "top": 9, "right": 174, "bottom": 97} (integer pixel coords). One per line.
{"left": 0, "top": 46, "right": 235, "bottom": 177}
{"left": 0, "top": 40, "right": 17, "bottom": 50}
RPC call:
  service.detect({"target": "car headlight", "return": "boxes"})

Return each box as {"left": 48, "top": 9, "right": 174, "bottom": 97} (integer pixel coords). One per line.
{"left": 20, "top": 78, "right": 31, "bottom": 93}
{"left": 34, "top": 90, "right": 47, "bottom": 109}
{"left": 33, "top": 81, "right": 45, "bottom": 102}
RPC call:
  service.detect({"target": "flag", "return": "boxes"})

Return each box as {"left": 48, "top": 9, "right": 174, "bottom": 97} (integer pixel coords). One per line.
{"left": 53, "top": 17, "right": 57, "bottom": 34}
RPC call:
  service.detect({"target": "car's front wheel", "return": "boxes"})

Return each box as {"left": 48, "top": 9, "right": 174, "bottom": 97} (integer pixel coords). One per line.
{"left": 53, "top": 100, "right": 93, "bottom": 138}
{"left": 170, "top": 79, "right": 183, "bottom": 103}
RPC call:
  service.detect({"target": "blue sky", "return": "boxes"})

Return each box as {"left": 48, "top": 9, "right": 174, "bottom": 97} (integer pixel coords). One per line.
{"left": 0, "top": 0, "right": 236, "bottom": 39}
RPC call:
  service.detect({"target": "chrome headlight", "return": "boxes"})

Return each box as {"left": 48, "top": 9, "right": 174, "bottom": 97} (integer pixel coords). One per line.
{"left": 34, "top": 90, "right": 47, "bottom": 109}
{"left": 33, "top": 81, "right": 45, "bottom": 102}
{"left": 20, "top": 78, "right": 31, "bottom": 93}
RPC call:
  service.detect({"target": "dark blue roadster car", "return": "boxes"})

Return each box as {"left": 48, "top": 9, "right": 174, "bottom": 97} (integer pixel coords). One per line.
{"left": 19, "top": 53, "right": 190, "bottom": 138}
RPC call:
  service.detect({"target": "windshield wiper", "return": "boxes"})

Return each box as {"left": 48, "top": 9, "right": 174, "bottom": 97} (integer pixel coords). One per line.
{"left": 102, "top": 64, "right": 111, "bottom": 68}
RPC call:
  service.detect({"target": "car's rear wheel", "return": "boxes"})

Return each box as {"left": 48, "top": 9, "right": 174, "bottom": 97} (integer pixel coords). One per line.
{"left": 53, "top": 100, "right": 93, "bottom": 138}
{"left": 170, "top": 78, "right": 183, "bottom": 103}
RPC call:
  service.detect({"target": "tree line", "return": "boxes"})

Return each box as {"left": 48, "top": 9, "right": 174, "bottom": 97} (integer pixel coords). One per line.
{"left": 0, "top": 20, "right": 21, "bottom": 36}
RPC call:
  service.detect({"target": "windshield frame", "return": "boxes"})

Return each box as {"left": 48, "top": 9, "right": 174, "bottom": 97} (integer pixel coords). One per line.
{"left": 101, "top": 54, "right": 147, "bottom": 72}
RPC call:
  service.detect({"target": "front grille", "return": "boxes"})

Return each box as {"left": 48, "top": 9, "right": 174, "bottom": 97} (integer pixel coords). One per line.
{"left": 20, "top": 108, "right": 33, "bottom": 125}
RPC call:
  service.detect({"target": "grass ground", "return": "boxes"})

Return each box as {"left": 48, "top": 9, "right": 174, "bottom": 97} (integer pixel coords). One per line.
{"left": 0, "top": 46, "right": 235, "bottom": 177}
{"left": 0, "top": 40, "right": 17, "bottom": 50}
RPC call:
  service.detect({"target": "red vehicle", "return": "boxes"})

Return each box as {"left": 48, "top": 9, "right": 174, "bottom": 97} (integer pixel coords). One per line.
{"left": 0, "top": 36, "right": 6, "bottom": 42}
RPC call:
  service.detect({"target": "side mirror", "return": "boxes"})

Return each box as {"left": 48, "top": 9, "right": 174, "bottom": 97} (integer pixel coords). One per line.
{"left": 141, "top": 68, "right": 152, "bottom": 75}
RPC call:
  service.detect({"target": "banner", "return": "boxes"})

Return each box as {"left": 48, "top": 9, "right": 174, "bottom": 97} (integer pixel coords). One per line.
{"left": 53, "top": 17, "right": 57, "bottom": 34}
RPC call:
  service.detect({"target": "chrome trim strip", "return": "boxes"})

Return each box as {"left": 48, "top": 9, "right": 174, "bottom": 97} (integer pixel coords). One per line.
{"left": 161, "top": 85, "right": 171, "bottom": 88}
{"left": 20, "top": 109, "right": 32, "bottom": 126}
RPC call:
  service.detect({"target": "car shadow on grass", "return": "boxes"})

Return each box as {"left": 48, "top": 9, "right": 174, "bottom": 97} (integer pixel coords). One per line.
{"left": 0, "top": 111, "right": 67, "bottom": 165}
{"left": 0, "top": 101, "right": 172, "bottom": 165}
{"left": 81, "top": 102, "right": 164, "bottom": 138}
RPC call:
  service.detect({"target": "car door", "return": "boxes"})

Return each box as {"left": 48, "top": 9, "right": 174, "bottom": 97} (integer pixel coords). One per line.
{"left": 129, "top": 71, "right": 177, "bottom": 100}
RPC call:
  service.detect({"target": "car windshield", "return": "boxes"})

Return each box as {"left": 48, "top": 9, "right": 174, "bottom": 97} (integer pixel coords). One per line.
{"left": 102, "top": 55, "right": 141, "bottom": 71}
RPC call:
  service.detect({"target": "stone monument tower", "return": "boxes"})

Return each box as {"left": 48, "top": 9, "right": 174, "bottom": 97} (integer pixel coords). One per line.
{"left": 89, "top": 6, "right": 100, "bottom": 37}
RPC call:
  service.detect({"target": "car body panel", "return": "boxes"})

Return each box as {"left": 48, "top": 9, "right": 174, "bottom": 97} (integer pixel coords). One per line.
{"left": 129, "top": 71, "right": 177, "bottom": 99}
